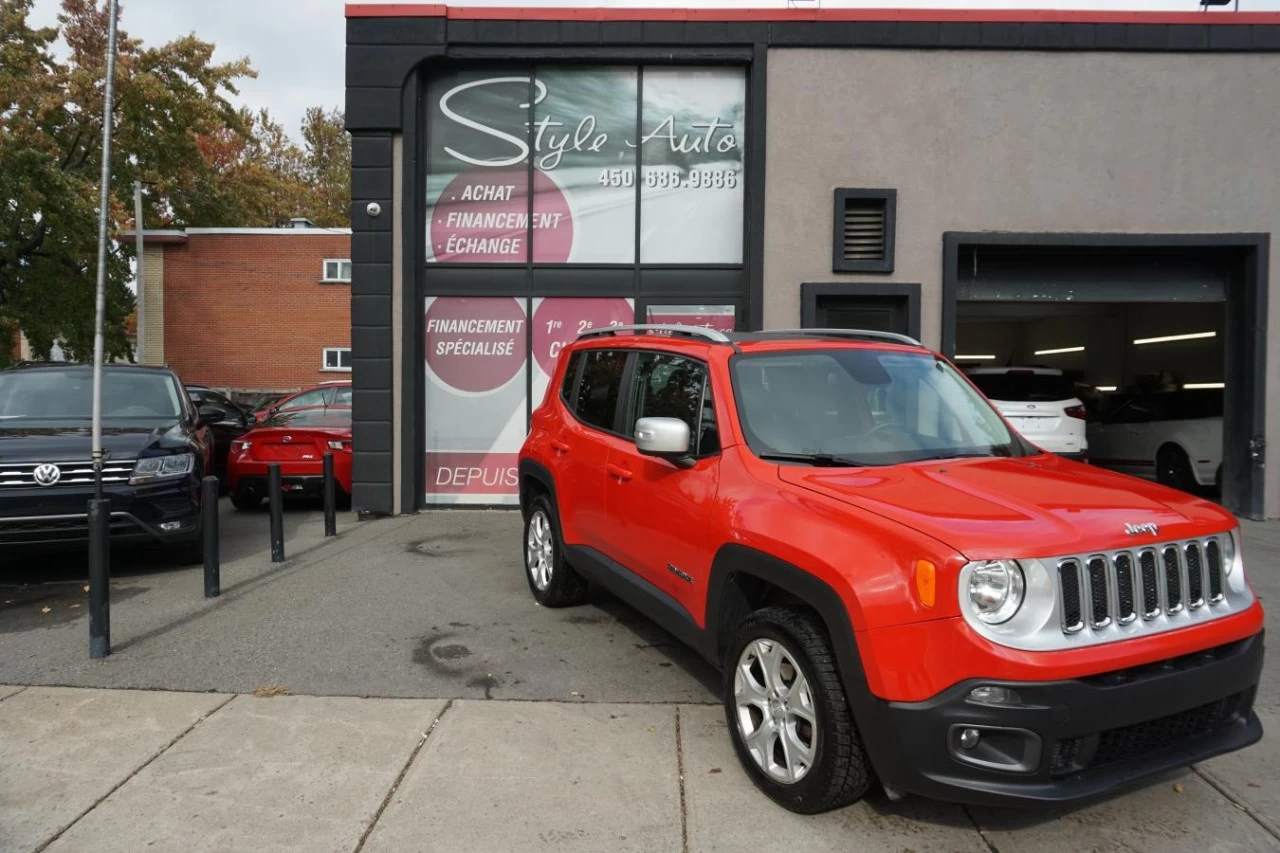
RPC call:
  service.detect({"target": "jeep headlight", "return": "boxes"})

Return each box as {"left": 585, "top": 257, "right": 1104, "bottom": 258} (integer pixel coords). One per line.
{"left": 1224, "top": 529, "right": 1238, "bottom": 575}
{"left": 130, "top": 453, "right": 195, "bottom": 485}
{"left": 967, "top": 560, "right": 1025, "bottom": 625}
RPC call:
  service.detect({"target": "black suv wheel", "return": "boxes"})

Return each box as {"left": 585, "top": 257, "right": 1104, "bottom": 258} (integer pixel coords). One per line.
{"left": 723, "top": 606, "right": 872, "bottom": 813}
{"left": 523, "top": 494, "right": 588, "bottom": 607}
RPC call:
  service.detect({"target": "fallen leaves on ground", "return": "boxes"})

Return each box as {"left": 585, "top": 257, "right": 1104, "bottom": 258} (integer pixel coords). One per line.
{"left": 1173, "top": 783, "right": 1185, "bottom": 793}
{"left": 708, "top": 768, "right": 722, "bottom": 774}
{"left": 252, "top": 684, "right": 293, "bottom": 698}
{"left": 40, "top": 606, "right": 51, "bottom": 614}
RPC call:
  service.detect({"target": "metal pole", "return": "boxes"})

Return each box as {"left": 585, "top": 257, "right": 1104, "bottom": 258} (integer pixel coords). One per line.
{"left": 322, "top": 452, "right": 337, "bottom": 537}
{"left": 90, "top": 0, "right": 120, "bottom": 501}
{"left": 133, "top": 180, "right": 145, "bottom": 363}
{"left": 87, "top": 499, "right": 111, "bottom": 658}
{"left": 268, "top": 463, "right": 284, "bottom": 562}
{"left": 202, "top": 476, "right": 220, "bottom": 597}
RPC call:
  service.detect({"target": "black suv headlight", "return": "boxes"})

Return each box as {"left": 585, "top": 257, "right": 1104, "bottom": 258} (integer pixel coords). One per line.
{"left": 130, "top": 453, "right": 195, "bottom": 485}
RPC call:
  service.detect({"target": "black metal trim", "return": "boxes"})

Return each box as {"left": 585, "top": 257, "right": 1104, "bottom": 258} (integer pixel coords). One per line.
{"left": 832, "top": 188, "right": 897, "bottom": 273}
{"left": 941, "top": 231, "right": 1268, "bottom": 520}
{"left": 799, "top": 282, "right": 921, "bottom": 340}
{"left": 745, "top": 43, "right": 767, "bottom": 331}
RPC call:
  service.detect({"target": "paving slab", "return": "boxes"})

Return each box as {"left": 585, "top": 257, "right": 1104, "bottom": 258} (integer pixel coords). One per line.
{"left": 679, "top": 704, "right": 987, "bottom": 853}
{"left": 0, "top": 685, "right": 24, "bottom": 702}
{"left": 44, "top": 694, "right": 443, "bottom": 853}
{"left": 972, "top": 768, "right": 1280, "bottom": 853}
{"left": 1198, "top": 708, "right": 1280, "bottom": 837}
{"left": 0, "top": 686, "right": 230, "bottom": 853}
{"left": 362, "top": 700, "right": 683, "bottom": 853}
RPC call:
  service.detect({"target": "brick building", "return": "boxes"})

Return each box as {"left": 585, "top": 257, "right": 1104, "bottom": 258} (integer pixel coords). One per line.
{"left": 124, "top": 225, "right": 353, "bottom": 395}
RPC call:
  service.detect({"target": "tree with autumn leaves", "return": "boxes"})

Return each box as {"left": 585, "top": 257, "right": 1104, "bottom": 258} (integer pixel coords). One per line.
{"left": 0, "top": 0, "right": 350, "bottom": 365}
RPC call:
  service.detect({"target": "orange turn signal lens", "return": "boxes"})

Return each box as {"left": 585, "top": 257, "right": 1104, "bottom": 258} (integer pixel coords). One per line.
{"left": 914, "top": 560, "right": 937, "bottom": 608}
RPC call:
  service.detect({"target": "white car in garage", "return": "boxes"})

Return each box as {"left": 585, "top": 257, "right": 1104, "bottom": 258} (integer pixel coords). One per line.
{"left": 964, "top": 366, "right": 1087, "bottom": 458}
{"left": 1086, "top": 389, "right": 1223, "bottom": 492}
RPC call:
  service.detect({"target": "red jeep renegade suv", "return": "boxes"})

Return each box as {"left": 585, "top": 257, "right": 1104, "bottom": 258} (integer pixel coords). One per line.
{"left": 518, "top": 326, "right": 1264, "bottom": 813}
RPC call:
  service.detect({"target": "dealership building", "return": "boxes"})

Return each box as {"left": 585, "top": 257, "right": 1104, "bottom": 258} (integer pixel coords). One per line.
{"left": 343, "top": 3, "right": 1279, "bottom": 519}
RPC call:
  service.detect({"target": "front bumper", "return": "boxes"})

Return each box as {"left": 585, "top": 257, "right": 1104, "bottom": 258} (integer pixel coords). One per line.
{"left": 862, "top": 631, "right": 1264, "bottom": 806}
{"left": 0, "top": 480, "right": 201, "bottom": 547}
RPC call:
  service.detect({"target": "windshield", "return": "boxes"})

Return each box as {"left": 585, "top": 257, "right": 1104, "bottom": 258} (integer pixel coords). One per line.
{"left": 731, "top": 349, "right": 1027, "bottom": 465}
{"left": 0, "top": 369, "right": 184, "bottom": 425}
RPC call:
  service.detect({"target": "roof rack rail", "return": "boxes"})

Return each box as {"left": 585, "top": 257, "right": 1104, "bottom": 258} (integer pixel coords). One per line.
{"left": 576, "top": 324, "right": 732, "bottom": 344}
{"left": 761, "top": 328, "right": 923, "bottom": 348}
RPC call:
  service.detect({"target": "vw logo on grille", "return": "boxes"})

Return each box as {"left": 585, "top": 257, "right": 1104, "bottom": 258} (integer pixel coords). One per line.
{"left": 33, "top": 463, "right": 62, "bottom": 487}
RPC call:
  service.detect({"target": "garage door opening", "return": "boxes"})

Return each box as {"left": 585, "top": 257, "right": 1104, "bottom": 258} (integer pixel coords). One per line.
{"left": 942, "top": 234, "right": 1268, "bottom": 520}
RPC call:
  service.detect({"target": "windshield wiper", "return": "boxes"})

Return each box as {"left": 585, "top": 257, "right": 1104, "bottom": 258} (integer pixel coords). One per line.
{"left": 757, "top": 452, "right": 875, "bottom": 468}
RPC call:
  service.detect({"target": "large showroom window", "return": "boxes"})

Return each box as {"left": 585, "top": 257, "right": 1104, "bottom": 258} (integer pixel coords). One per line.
{"left": 425, "top": 66, "right": 746, "bottom": 265}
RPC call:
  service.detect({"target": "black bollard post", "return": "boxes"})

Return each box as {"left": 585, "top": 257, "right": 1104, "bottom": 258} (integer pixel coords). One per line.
{"left": 202, "top": 476, "right": 220, "bottom": 597}
{"left": 87, "top": 498, "right": 111, "bottom": 658}
{"left": 322, "top": 452, "right": 337, "bottom": 537}
{"left": 268, "top": 462, "right": 284, "bottom": 562}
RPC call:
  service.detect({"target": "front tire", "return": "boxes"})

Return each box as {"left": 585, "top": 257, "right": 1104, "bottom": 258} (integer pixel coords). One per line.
{"left": 523, "top": 495, "right": 588, "bottom": 607}
{"left": 723, "top": 606, "right": 872, "bottom": 814}
{"left": 1156, "top": 445, "right": 1197, "bottom": 492}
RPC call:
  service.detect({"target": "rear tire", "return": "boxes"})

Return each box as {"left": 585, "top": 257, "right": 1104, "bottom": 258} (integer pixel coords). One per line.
{"left": 231, "top": 490, "right": 262, "bottom": 511}
{"left": 1156, "top": 445, "right": 1197, "bottom": 492}
{"left": 723, "top": 606, "right": 872, "bottom": 814}
{"left": 523, "top": 494, "right": 588, "bottom": 607}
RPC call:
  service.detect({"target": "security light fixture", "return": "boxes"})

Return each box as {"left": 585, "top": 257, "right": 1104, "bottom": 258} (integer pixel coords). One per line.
{"left": 1132, "top": 331, "right": 1217, "bottom": 346}
{"left": 1096, "top": 386, "right": 1118, "bottom": 392}
{"left": 954, "top": 354, "right": 997, "bottom": 361}
{"left": 1034, "top": 346, "right": 1085, "bottom": 356}
{"left": 1183, "top": 382, "right": 1225, "bottom": 390}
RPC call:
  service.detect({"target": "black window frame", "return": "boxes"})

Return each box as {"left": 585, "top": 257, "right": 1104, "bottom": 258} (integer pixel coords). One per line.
{"left": 622, "top": 348, "right": 720, "bottom": 459}
{"left": 832, "top": 188, "right": 897, "bottom": 274}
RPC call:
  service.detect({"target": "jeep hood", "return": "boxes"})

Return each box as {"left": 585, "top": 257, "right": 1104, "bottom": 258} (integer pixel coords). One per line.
{"left": 777, "top": 454, "right": 1235, "bottom": 560}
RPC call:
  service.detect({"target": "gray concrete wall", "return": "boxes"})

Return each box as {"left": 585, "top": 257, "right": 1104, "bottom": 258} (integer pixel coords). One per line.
{"left": 764, "top": 48, "right": 1280, "bottom": 515}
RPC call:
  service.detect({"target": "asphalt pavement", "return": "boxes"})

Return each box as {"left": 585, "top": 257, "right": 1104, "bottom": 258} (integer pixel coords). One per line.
{"left": 1, "top": 505, "right": 1278, "bottom": 851}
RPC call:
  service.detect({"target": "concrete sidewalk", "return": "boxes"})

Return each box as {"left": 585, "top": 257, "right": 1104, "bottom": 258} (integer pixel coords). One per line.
{"left": 2, "top": 686, "right": 1277, "bottom": 853}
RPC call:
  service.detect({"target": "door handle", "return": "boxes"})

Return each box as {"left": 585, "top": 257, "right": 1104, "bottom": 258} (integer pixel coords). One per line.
{"left": 607, "top": 463, "right": 633, "bottom": 482}
{"left": 550, "top": 440, "right": 570, "bottom": 455}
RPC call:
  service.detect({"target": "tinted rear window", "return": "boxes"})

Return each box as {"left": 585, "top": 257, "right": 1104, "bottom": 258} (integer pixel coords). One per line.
{"left": 573, "top": 350, "right": 627, "bottom": 432}
{"left": 263, "top": 407, "right": 352, "bottom": 428}
{"left": 969, "top": 372, "right": 1076, "bottom": 402}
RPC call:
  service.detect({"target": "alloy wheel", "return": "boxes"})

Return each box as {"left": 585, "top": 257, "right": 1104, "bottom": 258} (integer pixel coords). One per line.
{"left": 733, "top": 637, "right": 818, "bottom": 784}
{"left": 525, "top": 509, "right": 554, "bottom": 591}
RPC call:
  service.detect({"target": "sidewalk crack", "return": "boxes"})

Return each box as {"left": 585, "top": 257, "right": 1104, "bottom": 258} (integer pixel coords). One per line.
{"left": 1193, "top": 764, "right": 1280, "bottom": 843}
{"left": 353, "top": 699, "right": 454, "bottom": 853}
{"left": 0, "top": 686, "right": 28, "bottom": 703}
{"left": 675, "top": 705, "right": 689, "bottom": 853}
{"left": 962, "top": 803, "right": 1001, "bottom": 853}
{"left": 32, "top": 692, "right": 237, "bottom": 853}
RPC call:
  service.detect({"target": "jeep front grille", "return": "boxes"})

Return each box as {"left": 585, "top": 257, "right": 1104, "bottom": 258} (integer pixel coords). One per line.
{"left": 0, "top": 459, "right": 135, "bottom": 489}
{"left": 1057, "top": 536, "right": 1230, "bottom": 637}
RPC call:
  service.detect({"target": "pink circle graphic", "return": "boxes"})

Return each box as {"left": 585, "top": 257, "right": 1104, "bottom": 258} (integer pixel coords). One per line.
{"left": 532, "top": 298, "right": 634, "bottom": 377}
{"left": 425, "top": 297, "right": 527, "bottom": 393}
{"left": 430, "top": 168, "right": 573, "bottom": 263}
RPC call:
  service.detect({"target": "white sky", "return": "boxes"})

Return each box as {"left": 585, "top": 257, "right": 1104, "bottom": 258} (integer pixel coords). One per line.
{"left": 28, "top": 0, "right": 1280, "bottom": 136}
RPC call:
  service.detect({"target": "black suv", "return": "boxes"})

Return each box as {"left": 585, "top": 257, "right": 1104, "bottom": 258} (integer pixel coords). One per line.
{"left": 0, "top": 363, "right": 216, "bottom": 561}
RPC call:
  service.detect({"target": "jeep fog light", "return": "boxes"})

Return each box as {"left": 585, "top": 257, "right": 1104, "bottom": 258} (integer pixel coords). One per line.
{"left": 968, "top": 560, "right": 1025, "bottom": 625}
{"left": 966, "top": 685, "right": 1023, "bottom": 708}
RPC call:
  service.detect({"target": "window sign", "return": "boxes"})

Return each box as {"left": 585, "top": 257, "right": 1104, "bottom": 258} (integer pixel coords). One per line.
{"left": 426, "top": 71, "right": 532, "bottom": 264}
{"left": 424, "top": 297, "right": 528, "bottom": 504}
{"left": 425, "top": 65, "right": 745, "bottom": 266}
{"left": 532, "top": 68, "right": 638, "bottom": 264}
{"left": 645, "top": 304, "right": 736, "bottom": 333}
{"left": 531, "top": 298, "right": 635, "bottom": 406}
{"left": 639, "top": 68, "right": 746, "bottom": 264}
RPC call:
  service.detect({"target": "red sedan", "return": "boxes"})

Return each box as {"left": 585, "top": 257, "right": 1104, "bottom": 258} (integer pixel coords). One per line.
{"left": 227, "top": 406, "right": 352, "bottom": 510}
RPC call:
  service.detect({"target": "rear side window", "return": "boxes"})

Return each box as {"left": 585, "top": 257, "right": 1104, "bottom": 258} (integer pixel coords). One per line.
{"left": 572, "top": 350, "right": 628, "bottom": 432}
{"left": 969, "top": 372, "right": 1076, "bottom": 402}
{"left": 628, "top": 352, "right": 717, "bottom": 456}
{"left": 560, "top": 351, "right": 583, "bottom": 404}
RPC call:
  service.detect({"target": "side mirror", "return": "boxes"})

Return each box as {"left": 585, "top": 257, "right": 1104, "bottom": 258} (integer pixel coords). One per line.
{"left": 634, "top": 417, "right": 694, "bottom": 468}
{"left": 196, "top": 404, "right": 223, "bottom": 427}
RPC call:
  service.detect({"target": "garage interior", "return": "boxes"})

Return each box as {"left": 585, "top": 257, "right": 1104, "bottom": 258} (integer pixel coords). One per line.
{"left": 943, "top": 235, "right": 1268, "bottom": 519}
